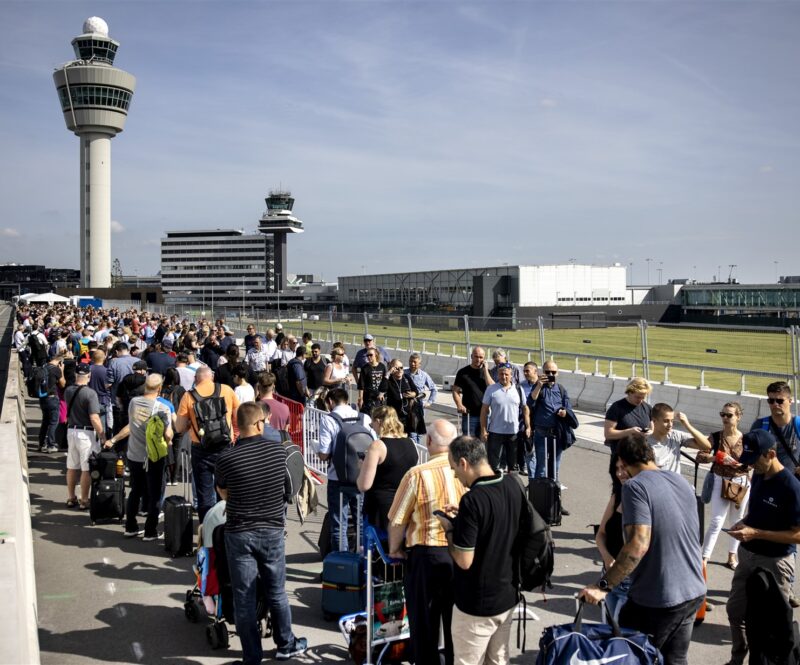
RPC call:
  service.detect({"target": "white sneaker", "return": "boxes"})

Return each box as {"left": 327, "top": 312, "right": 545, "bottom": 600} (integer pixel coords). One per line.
{"left": 124, "top": 529, "right": 144, "bottom": 538}
{"left": 47, "top": 445, "right": 60, "bottom": 453}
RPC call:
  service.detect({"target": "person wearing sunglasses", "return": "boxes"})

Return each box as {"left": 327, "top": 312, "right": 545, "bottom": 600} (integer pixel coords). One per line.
{"left": 695, "top": 402, "right": 749, "bottom": 570}
{"left": 751, "top": 380, "right": 800, "bottom": 479}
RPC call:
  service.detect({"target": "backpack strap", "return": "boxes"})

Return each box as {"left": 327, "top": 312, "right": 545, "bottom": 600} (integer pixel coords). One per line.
{"left": 66, "top": 385, "right": 86, "bottom": 423}
{"left": 769, "top": 419, "right": 800, "bottom": 468}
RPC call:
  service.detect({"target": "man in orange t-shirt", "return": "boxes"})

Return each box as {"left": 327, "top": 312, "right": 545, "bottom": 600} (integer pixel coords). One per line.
{"left": 176, "top": 366, "right": 240, "bottom": 520}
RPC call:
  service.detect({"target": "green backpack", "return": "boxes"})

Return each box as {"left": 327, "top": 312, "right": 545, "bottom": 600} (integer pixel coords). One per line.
{"left": 145, "top": 404, "right": 169, "bottom": 463}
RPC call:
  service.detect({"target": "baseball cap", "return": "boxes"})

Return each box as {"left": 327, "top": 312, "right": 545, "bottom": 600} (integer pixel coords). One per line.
{"left": 162, "top": 338, "right": 174, "bottom": 350}
{"left": 75, "top": 363, "right": 91, "bottom": 375}
{"left": 275, "top": 323, "right": 283, "bottom": 330}
{"left": 363, "top": 334, "right": 374, "bottom": 341}
{"left": 739, "top": 429, "right": 777, "bottom": 466}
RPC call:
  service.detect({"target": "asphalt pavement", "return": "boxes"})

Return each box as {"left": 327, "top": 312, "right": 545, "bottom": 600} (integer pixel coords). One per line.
{"left": 29, "top": 394, "right": 750, "bottom": 664}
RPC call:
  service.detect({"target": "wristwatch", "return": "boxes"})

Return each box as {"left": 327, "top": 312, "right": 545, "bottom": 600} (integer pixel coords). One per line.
{"left": 597, "top": 577, "right": 611, "bottom": 591}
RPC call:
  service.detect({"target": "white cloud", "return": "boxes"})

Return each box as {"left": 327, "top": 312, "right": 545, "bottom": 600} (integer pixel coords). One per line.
{"left": 0, "top": 228, "right": 20, "bottom": 237}
{"left": 110, "top": 220, "right": 125, "bottom": 233}
{"left": 539, "top": 98, "right": 558, "bottom": 108}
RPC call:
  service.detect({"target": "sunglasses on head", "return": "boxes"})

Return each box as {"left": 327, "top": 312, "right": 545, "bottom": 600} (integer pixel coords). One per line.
{"left": 497, "top": 362, "right": 512, "bottom": 369}
{"left": 768, "top": 398, "right": 786, "bottom": 404}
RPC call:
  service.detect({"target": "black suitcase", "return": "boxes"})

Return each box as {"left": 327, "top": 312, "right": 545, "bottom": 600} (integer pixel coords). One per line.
{"left": 529, "top": 435, "right": 562, "bottom": 527}
{"left": 165, "top": 449, "right": 194, "bottom": 558}
{"left": 90, "top": 449, "right": 120, "bottom": 481}
{"left": 680, "top": 450, "right": 705, "bottom": 542}
{"left": 90, "top": 477, "right": 125, "bottom": 524}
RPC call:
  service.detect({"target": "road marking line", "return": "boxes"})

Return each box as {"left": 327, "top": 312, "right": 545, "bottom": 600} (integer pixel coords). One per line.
{"left": 42, "top": 593, "right": 77, "bottom": 601}
{"left": 131, "top": 642, "right": 144, "bottom": 661}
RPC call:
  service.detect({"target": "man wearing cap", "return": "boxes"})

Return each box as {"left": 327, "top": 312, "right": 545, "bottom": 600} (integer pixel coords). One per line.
{"left": 725, "top": 429, "right": 800, "bottom": 665}
{"left": 64, "top": 363, "right": 106, "bottom": 509}
{"left": 352, "top": 334, "right": 391, "bottom": 382}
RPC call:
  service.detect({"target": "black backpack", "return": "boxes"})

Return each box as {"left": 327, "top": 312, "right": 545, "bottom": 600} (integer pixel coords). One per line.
{"left": 515, "top": 486, "right": 555, "bottom": 593}
{"left": 330, "top": 412, "right": 374, "bottom": 485}
{"left": 190, "top": 384, "right": 232, "bottom": 451}
{"left": 27, "top": 365, "right": 49, "bottom": 399}
{"left": 274, "top": 364, "right": 291, "bottom": 397}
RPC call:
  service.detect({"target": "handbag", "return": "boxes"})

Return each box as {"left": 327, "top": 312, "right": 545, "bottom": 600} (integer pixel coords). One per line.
{"left": 721, "top": 477, "right": 748, "bottom": 509}
{"left": 700, "top": 471, "right": 715, "bottom": 504}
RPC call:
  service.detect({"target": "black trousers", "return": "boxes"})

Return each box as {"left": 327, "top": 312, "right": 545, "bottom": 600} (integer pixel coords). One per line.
{"left": 405, "top": 545, "right": 454, "bottom": 665}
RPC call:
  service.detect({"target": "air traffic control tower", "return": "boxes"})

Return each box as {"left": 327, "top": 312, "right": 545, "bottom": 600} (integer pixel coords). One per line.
{"left": 53, "top": 17, "right": 136, "bottom": 288}
{"left": 258, "top": 190, "right": 304, "bottom": 291}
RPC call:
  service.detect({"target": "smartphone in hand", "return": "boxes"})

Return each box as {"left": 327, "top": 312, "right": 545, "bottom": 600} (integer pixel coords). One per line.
{"left": 433, "top": 509, "right": 454, "bottom": 522}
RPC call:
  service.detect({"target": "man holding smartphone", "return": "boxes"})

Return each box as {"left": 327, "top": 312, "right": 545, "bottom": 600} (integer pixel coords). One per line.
{"left": 527, "top": 361, "right": 573, "bottom": 486}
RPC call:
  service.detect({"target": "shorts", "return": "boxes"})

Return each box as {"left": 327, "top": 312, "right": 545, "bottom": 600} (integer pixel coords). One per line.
{"left": 66, "top": 428, "right": 99, "bottom": 471}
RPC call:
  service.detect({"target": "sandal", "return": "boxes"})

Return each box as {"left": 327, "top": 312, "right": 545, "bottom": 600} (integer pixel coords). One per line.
{"left": 725, "top": 558, "right": 738, "bottom": 570}
{"left": 66, "top": 498, "right": 78, "bottom": 508}
{"left": 78, "top": 500, "right": 90, "bottom": 511}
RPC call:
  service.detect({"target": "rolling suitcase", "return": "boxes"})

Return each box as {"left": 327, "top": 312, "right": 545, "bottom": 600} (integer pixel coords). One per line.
{"left": 322, "top": 493, "right": 366, "bottom": 621}
{"left": 529, "top": 435, "right": 562, "bottom": 527}
{"left": 165, "top": 449, "right": 194, "bottom": 558}
{"left": 89, "top": 450, "right": 125, "bottom": 525}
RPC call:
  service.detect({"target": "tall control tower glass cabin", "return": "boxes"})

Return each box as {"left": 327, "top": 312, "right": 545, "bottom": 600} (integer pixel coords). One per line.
{"left": 53, "top": 17, "right": 136, "bottom": 288}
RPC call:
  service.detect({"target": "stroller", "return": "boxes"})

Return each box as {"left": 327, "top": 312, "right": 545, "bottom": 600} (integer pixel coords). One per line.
{"left": 184, "top": 521, "right": 272, "bottom": 649}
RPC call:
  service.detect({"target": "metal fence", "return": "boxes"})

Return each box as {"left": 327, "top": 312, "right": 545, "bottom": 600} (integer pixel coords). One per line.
{"left": 272, "top": 311, "right": 799, "bottom": 395}
{"left": 114, "top": 304, "right": 799, "bottom": 395}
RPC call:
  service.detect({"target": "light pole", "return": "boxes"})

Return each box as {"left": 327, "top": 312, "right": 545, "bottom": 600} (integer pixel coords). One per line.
{"left": 629, "top": 261, "right": 634, "bottom": 286}
{"left": 241, "top": 276, "right": 245, "bottom": 321}
{"left": 775, "top": 260, "right": 779, "bottom": 283}
{"left": 646, "top": 258, "right": 652, "bottom": 285}
{"left": 658, "top": 261, "right": 663, "bottom": 285}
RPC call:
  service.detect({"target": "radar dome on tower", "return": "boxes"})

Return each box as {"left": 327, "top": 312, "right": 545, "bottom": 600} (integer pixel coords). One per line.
{"left": 82, "top": 16, "right": 109, "bottom": 36}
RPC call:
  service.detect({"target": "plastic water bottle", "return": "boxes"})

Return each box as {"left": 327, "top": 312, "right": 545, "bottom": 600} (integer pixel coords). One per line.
{"left": 715, "top": 450, "right": 738, "bottom": 466}
{"left": 116, "top": 458, "right": 125, "bottom": 477}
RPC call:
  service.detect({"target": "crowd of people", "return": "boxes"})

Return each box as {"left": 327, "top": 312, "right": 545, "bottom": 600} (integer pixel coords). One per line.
{"left": 13, "top": 304, "right": 800, "bottom": 665}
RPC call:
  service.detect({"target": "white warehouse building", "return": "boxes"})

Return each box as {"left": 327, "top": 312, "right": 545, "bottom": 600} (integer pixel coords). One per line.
{"left": 338, "top": 263, "right": 628, "bottom": 315}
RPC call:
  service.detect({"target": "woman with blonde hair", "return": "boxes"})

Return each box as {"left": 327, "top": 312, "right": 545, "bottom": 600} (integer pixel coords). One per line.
{"left": 357, "top": 405, "right": 418, "bottom": 530}
{"left": 697, "top": 401, "right": 750, "bottom": 569}
{"left": 604, "top": 377, "right": 653, "bottom": 454}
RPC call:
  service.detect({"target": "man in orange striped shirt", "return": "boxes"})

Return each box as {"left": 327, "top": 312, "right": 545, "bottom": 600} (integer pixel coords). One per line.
{"left": 388, "top": 419, "right": 466, "bottom": 665}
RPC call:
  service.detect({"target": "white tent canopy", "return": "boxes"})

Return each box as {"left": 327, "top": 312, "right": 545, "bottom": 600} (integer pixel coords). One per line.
{"left": 22, "top": 292, "right": 70, "bottom": 304}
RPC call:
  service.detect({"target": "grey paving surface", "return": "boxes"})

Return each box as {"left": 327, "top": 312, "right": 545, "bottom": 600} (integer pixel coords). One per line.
{"left": 29, "top": 395, "right": 747, "bottom": 664}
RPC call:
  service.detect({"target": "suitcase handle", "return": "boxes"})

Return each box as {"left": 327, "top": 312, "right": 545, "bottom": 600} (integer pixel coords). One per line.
{"left": 574, "top": 598, "right": 621, "bottom": 637}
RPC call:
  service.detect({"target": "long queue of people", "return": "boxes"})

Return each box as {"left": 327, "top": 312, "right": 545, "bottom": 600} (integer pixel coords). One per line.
{"left": 13, "top": 304, "right": 800, "bottom": 665}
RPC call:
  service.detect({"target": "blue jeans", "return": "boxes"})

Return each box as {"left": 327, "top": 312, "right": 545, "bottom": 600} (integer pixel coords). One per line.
{"left": 534, "top": 430, "right": 563, "bottom": 480}
{"left": 38, "top": 395, "right": 60, "bottom": 448}
{"left": 604, "top": 576, "right": 632, "bottom": 622}
{"left": 460, "top": 414, "right": 481, "bottom": 437}
{"left": 225, "top": 527, "right": 296, "bottom": 665}
{"left": 327, "top": 480, "right": 361, "bottom": 552}
{"left": 191, "top": 446, "right": 220, "bottom": 522}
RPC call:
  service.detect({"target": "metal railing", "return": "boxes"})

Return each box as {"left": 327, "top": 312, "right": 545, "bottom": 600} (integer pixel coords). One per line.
{"left": 302, "top": 406, "right": 330, "bottom": 479}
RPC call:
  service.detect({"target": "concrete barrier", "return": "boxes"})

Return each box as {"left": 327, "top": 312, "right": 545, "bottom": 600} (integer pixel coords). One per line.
{"left": 650, "top": 383, "right": 681, "bottom": 410}
{"left": 606, "top": 378, "right": 632, "bottom": 412}
{"left": 0, "top": 327, "right": 40, "bottom": 663}
{"left": 557, "top": 372, "right": 586, "bottom": 404}
{"left": 577, "top": 374, "right": 615, "bottom": 413}
{"left": 675, "top": 386, "right": 738, "bottom": 434}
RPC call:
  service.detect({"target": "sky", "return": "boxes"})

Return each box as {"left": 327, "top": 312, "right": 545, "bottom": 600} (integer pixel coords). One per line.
{"left": 1, "top": 0, "right": 798, "bottom": 286}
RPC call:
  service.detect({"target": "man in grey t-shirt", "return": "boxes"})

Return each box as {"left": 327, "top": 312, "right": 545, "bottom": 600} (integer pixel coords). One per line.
{"left": 647, "top": 403, "right": 711, "bottom": 473}
{"left": 580, "top": 432, "right": 705, "bottom": 665}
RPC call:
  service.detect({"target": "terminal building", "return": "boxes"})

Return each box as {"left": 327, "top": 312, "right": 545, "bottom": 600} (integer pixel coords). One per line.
{"left": 679, "top": 280, "right": 800, "bottom": 325}
{"left": 160, "top": 190, "right": 337, "bottom": 311}
{"left": 338, "top": 264, "right": 629, "bottom": 316}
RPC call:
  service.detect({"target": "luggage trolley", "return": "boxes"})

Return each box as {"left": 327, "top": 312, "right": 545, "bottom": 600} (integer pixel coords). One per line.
{"left": 339, "top": 525, "right": 410, "bottom": 665}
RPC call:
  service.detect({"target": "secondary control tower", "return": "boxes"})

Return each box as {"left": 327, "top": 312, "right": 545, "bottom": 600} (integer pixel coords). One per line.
{"left": 53, "top": 17, "right": 136, "bottom": 288}
{"left": 258, "top": 190, "right": 304, "bottom": 291}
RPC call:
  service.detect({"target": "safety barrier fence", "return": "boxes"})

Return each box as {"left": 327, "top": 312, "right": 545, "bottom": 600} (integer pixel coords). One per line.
{"left": 272, "top": 394, "right": 305, "bottom": 448}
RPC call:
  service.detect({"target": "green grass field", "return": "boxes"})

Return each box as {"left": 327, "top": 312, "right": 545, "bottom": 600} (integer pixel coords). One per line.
{"left": 271, "top": 317, "right": 794, "bottom": 393}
